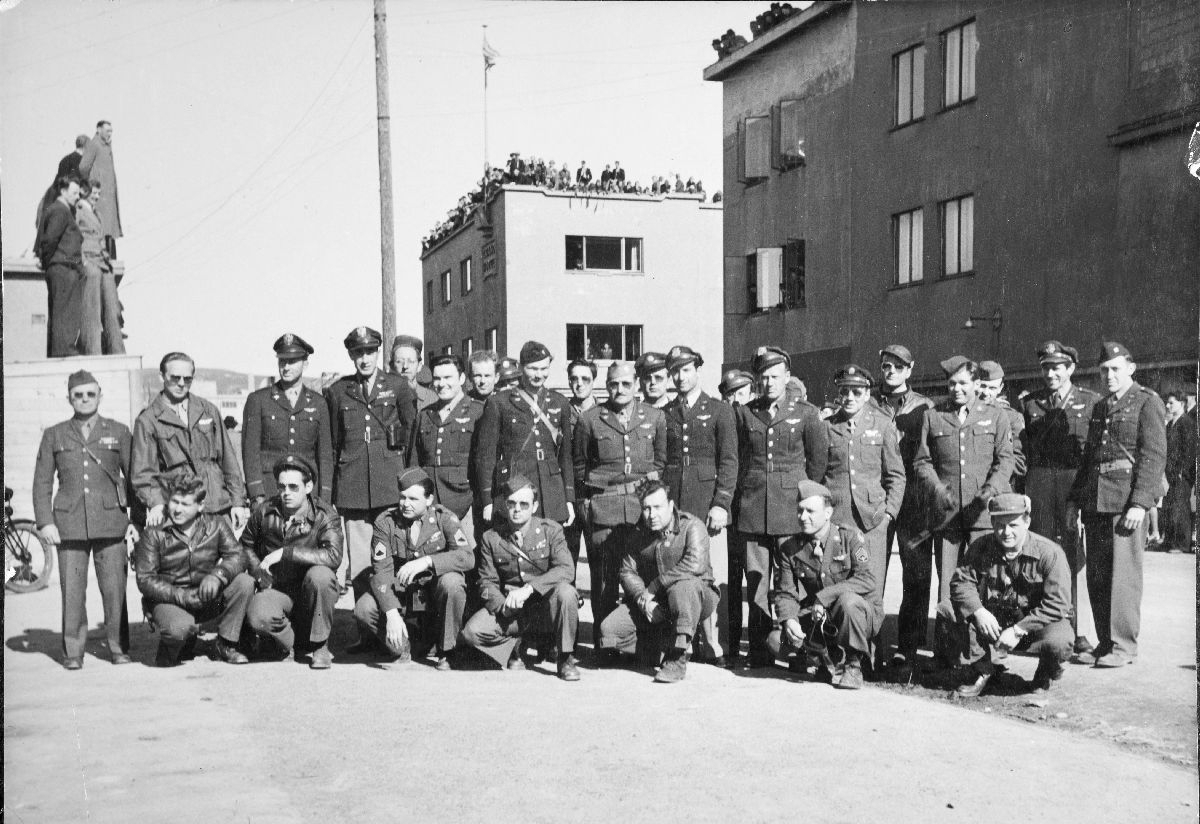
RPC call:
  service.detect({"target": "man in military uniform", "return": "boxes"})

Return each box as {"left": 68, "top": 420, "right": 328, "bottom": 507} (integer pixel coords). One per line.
{"left": 573, "top": 361, "right": 667, "bottom": 652}
{"left": 768, "top": 481, "right": 880, "bottom": 690}
{"left": 821, "top": 365, "right": 905, "bottom": 588}
{"left": 936, "top": 493, "right": 1073, "bottom": 697}
{"left": 239, "top": 457, "right": 342, "bottom": 668}
{"left": 354, "top": 468, "right": 473, "bottom": 670}
{"left": 473, "top": 341, "right": 575, "bottom": 529}
{"left": 719, "top": 369, "right": 754, "bottom": 406}
{"left": 326, "top": 326, "right": 418, "bottom": 602}
{"left": 564, "top": 358, "right": 600, "bottom": 569}
{"left": 636, "top": 351, "right": 672, "bottom": 409}
{"left": 134, "top": 471, "right": 254, "bottom": 666}
{"left": 408, "top": 354, "right": 485, "bottom": 522}
{"left": 461, "top": 476, "right": 581, "bottom": 680}
{"left": 910, "top": 356, "right": 1015, "bottom": 665}
{"left": 132, "top": 352, "right": 249, "bottom": 530}
{"left": 598, "top": 479, "right": 719, "bottom": 682}
{"left": 33, "top": 370, "right": 136, "bottom": 668}
{"left": 731, "top": 346, "right": 829, "bottom": 667}
{"left": 466, "top": 350, "right": 498, "bottom": 403}
{"left": 391, "top": 333, "right": 437, "bottom": 411}
{"left": 1021, "top": 341, "right": 1102, "bottom": 654}
{"left": 978, "top": 360, "right": 1027, "bottom": 492}
{"left": 241, "top": 333, "right": 333, "bottom": 506}
{"left": 1069, "top": 342, "right": 1166, "bottom": 667}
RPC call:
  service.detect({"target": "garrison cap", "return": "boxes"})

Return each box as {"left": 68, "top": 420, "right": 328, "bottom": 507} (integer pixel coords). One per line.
{"left": 978, "top": 360, "right": 1005, "bottom": 381}
{"left": 751, "top": 345, "right": 791, "bottom": 374}
{"left": 988, "top": 493, "right": 1032, "bottom": 517}
{"left": 834, "top": 364, "right": 873, "bottom": 388}
{"left": 1037, "top": 340, "right": 1077, "bottom": 365}
{"left": 635, "top": 351, "right": 669, "bottom": 378}
{"left": 607, "top": 361, "right": 636, "bottom": 382}
{"left": 666, "top": 345, "right": 703, "bottom": 371}
{"left": 68, "top": 369, "right": 98, "bottom": 390}
{"left": 795, "top": 480, "right": 833, "bottom": 504}
{"left": 496, "top": 357, "right": 521, "bottom": 383}
{"left": 272, "top": 455, "right": 315, "bottom": 482}
{"left": 1098, "top": 341, "right": 1132, "bottom": 364}
{"left": 273, "top": 333, "right": 314, "bottom": 358}
{"left": 397, "top": 467, "right": 432, "bottom": 492}
{"left": 519, "top": 340, "right": 552, "bottom": 365}
{"left": 940, "top": 355, "right": 973, "bottom": 377}
{"left": 391, "top": 334, "right": 423, "bottom": 355}
{"left": 719, "top": 369, "right": 753, "bottom": 396}
{"left": 344, "top": 326, "right": 382, "bottom": 351}
{"left": 879, "top": 344, "right": 914, "bottom": 366}
{"left": 500, "top": 473, "right": 535, "bottom": 498}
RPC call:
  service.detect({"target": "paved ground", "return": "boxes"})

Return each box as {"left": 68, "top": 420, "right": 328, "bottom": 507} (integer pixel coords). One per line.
{"left": 4, "top": 548, "right": 1196, "bottom": 823}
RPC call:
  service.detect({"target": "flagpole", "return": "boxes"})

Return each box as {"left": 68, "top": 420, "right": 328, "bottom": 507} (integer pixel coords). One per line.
{"left": 482, "top": 24, "right": 489, "bottom": 176}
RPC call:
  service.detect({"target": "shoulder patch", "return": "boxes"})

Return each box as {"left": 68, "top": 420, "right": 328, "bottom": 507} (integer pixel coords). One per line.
{"left": 372, "top": 544, "right": 387, "bottom": 561}
{"left": 454, "top": 529, "right": 469, "bottom": 546}
{"left": 854, "top": 547, "right": 869, "bottom": 564}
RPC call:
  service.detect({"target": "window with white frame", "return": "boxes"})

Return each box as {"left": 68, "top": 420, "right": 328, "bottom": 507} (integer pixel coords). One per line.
{"left": 893, "top": 207, "right": 924, "bottom": 284}
{"left": 940, "top": 194, "right": 974, "bottom": 276}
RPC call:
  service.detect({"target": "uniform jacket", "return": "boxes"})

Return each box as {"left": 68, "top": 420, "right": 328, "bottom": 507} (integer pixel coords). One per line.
{"left": 132, "top": 392, "right": 247, "bottom": 513}
{"left": 1070, "top": 382, "right": 1167, "bottom": 514}
{"left": 1020, "top": 385, "right": 1102, "bottom": 471}
{"left": 568, "top": 395, "right": 598, "bottom": 427}
{"left": 873, "top": 387, "right": 934, "bottom": 472}
{"left": 33, "top": 416, "right": 132, "bottom": 540}
{"left": 476, "top": 517, "right": 573, "bottom": 614}
{"left": 409, "top": 394, "right": 485, "bottom": 519}
{"left": 773, "top": 522, "right": 879, "bottom": 623}
{"left": 239, "top": 494, "right": 343, "bottom": 590}
{"left": 822, "top": 405, "right": 905, "bottom": 532}
{"left": 573, "top": 401, "right": 666, "bottom": 527}
{"left": 241, "top": 382, "right": 333, "bottom": 501}
{"left": 913, "top": 399, "right": 1015, "bottom": 532}
{"left": 134, "top": 513, "right": 245, "bottom": 607}
{"left": 325, "top": 371, "right": 417, "bottom": 511}
{"left": 949, "top": 531, "right": 1071, "bottom": 633}
{"left": 663, "top": 391, "right": 738, "bottom": 518}
{"left": 474, "top": 386, "right": 575, "bottom": 522}
{"left": 619, "top": 509, "right": 716, "bottom": 600}
{"left": 996, "top": 399, "right": 1027, "bottom": 482}
{"left": 78, "top": 132, "right": 122, "bottom": 238}
{"left": 37, "top": 199, "right": 82, "bottom": 266}
{"left": 733, "top": 393, "right": 829, "bottom": 535}
{"left": 369, "top": 504, "right": 473, "bottom": 613}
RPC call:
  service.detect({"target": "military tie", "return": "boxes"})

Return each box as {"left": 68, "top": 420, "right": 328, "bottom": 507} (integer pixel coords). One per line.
{"left": 811, "top": 538, "right": 823, "bottom": 559}
{"left": 769, "top": 401, "right": 779, "bottom": 419}
{"left": 957, "top": 406, "right": 968, "bottom": 424}
{"left": 512, "top": 529, "right": 524, "bottom": 550}
{"left": 847, "top": 417, "right": 856, "bottom": 434}
{"left": 80, "top": 418, "right": 94, "bottom": 441}
{"left": 408, "top": 521, "right": 421, "bottom": 548}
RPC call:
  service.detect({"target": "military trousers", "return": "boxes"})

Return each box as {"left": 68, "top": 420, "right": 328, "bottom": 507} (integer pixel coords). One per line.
{"left": 340, "top": 507, "right": 388, "bottom": 601}
{"left": 935, "top": 599, "right": 1072, "bottom": 673}
{"left": 584, "top": 516, "right": 638, "bottom": 649}
{"left": 460, "top": 581, "right": 579, "bottom": 667}
{"left": 598, "top": 578, "right": 719, "bottom": 657}
{"left": 1027, "top": 466, "right": 1088, "bottom": 635}
{"left": 897, "top": 528, "right": 988, "bottom": 656}
{"left": 767, "top": 590, "right": 881, "bottom": 662}
{"left": 353, "top": 571, "right": 468, "bottom": 656}
{"left": 729, "top": 532, "right": 775, "bottom": 659}
{"left": 57, "top": 539, "right": 129, "bottom": 661}
{"left": 1082, "top": 512, "right": 1145, "bottom": 659}
{"left": 245, "top": 566, "right": 339, "bottom": 653}
{"left": 149, "top": 574, "right": 255, "bottom": 658}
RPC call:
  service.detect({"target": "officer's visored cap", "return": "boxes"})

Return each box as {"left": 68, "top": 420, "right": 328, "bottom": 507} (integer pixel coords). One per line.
{"left": 607, "top": 361, "right": 636, "bottom": 382}
{"left": 1037, "top": 340, "right": 1077, "bottom": 365}
{"left": 751, "top": 345, "right": 790, "bottom": 374}
{"left": 1098, "top": 341, "right": 1132, "bottom": 364}
{"left": 988, "top": 493, "right": 1031, "bottom": 517}
{"left": 67, "top": 369, "right": 99, "bottom": 390}
{"left": 496, "top": 357, "right": 521, "bottom": 382}
{"left": 879, "top": 344, "right": 914, "bottom": 366}
{"left": 719, "top": 369, "right": 753, "bottom": 395}
{"left": 796, "top": 480, "right": 832, "bottom": 505}
{"left": 635, "top": 351, "right": 668, "bottom": 378}
{"left": 519, "top": 340, "right": 552, "bottom": 365}
{"left": 273, "top": 455, "right": 315, "bottom": 481}
{"left": 500, "top": 473, "right": 535, "bottom": 498}
{"left": 343, "top": 326, "right": 382, "bottom": 351}
{"left": 834, "top": 364, "right": 873, "bottom": 388}
{"left": 397, "top": 467, "right": 431, "bottom": 492}
{"left": 273, "top": 333, "right": 314, "bottom": 359}
{"left": 940, "top": 355, "right": 972, "bottom": 377}
{"left": 666, "top": 345, "right": 703, "bottom": 372}
{"left": 978, "top": 360, "right": 1005, "bottom": 381}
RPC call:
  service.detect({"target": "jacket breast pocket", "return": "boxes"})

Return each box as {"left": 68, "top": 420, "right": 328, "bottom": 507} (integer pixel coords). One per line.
{"left": 156, "top": 430, "right": 191, "bottom": 468}
{"left": 596, "top": 432, "right": 623, "bottom": 462}
{"left": 971, "top": 424, "right": 996, "bottom": 448}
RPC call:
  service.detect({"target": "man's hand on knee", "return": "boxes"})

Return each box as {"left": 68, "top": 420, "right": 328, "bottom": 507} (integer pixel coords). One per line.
{"left": 198, "top": 574, "right": 223, "bottom": 604}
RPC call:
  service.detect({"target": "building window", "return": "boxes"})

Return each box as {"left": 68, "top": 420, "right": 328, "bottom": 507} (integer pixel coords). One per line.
{"left": 442, "top": 344, "right": 454, "bottom": 355}
{"left": 485, "top": 326, "right": 498, "bottom": 352}
{"left": 739, "top": 115, "right": 771, "bottom": 182}
{"left": 940, "top": 194, "right": 974, "bottom": 276}
{"left": 783, "top": 239, "right": 805, "bottom": 309}
{"left": 441, "top": 270, "right": 452, "bottom": 305}
{"left": 565, "top": 236, "right": 643, "bottom": 272}
{"left": 425, "top": 281, "right": 433, "bottom": 313}
{"left": 482, "top": 240, "right": 498, "bottom": 279}
{"left": 460, "top": 257, "right": 473, "bottom": 295}
{"left": 894, "top": 44, "right": 926, "bottom": 126}
{"left": 893, "top": 208, "right": 924, "bottom": 285}
{"left": 745, "top": 251, "right": 758, "bottom": 312}
{"left": 565, "top": 323, "right": 643, "bottom": 361}
{"left": 775, "top": 99, "right": 806, "bottom": 170}
{"left": 462, "top": 337, "right": 474, "bottom": 356}
{"left": 942, "top": 20, "right": 977, "bottom": 107}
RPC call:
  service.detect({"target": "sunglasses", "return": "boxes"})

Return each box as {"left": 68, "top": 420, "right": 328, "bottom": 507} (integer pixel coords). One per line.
{"left": 70, "top": 391, "right": 98, "bottom": 399}
{"left": 505, "top": 500, "right": 534, "bottom": 510}
{"left": 165, "top": 375, "right": 194, "bottom": 384}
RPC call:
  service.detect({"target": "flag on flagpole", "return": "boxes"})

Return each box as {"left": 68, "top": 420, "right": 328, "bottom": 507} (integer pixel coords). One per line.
{"left": 483, "top": 34, "right": 499, "bottom": 72}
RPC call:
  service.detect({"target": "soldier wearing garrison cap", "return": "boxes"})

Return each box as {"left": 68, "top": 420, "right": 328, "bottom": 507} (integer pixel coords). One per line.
{"left": 325, "top": 326, "right": 418, "bottom": 606}
{"left": 1021, "top": 340, "right": 1102, "bottom": 655}
{"left": 730, "top": 345, "right": 829, "bottom": 667}
{"left": 1068, "top": 341, "right": 1166, "bottom": 667}
{"left": 977, "top": 360, "right": 1027, "bottom": 491}
{"left": 241, "top": 333, "right": 333, "bottom": 509}
{"left": 33, "top": 370, "right": 136, "bottom": 668}
{"left": 636, "top": 351, "right": 672, "bottom": 409}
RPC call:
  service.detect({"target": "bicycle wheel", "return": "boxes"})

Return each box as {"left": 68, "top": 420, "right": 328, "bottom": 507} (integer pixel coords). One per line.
{"left": 5, "top": 520, "right": 55, "bottom": 593}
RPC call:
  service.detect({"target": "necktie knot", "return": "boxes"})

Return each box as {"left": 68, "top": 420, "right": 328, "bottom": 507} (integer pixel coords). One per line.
{"left": 513, "top": 530, "right": 523, "bottom": 547}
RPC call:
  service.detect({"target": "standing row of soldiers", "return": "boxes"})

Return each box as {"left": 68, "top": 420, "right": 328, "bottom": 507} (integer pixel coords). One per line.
{"left": 33, "top": 327, "right": 1166, "bottom": 687}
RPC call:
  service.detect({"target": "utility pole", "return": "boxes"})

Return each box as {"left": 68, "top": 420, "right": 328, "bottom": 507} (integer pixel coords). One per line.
{"left": 374, "top": 0, "right": 396, "bottom": 348}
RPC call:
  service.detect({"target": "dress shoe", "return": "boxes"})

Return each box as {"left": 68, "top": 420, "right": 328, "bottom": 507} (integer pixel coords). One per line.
{"left": 154, "top": 642, "right": 181, "bottom": 668}
{"left": 1094, "top": 651, "right": 1134, "bottom": 668}
{"left": 1073, "top": 636, "right": 1095, "bottom": 655}
{"left": 506, "top": 650, "right": 527, "bottom": 671}
{"left": 62, "top": 657, "right": 83, "bottom": 671}
{"left": 1073, "top": 643, "right": 1109, "bottom": 665}
{"left": 1030, "top": 659, "right": 1065, "bottom": 693}
{"left": 955, "top": 669, "right": 993, "bottom": 698}
{"left": 812, "top": 664, "right": 834, "bottom": 685}
{"left": 309, "top": 644, "right": 333, "bottom": 669}
{"left": 435, "top": 656, "right": 452, "bottom": 672}
{"left": 654, "top": 651, "right": 689, "bottom": 683}
{"left": 111, "top": 653, "right": 133, "bottom": 666}
{"left": 557, "top": 654, "right": 581, "bottom": 682}
{"left": 835, "top": 659, "right": 864, "bottom": 690}
{"left": 215, "top": 637, "right": 250, "bottom": 665}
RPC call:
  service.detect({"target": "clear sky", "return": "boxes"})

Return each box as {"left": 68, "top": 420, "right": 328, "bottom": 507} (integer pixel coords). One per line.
{"left": 1, "top": 0, "right": 758, "bottom": 377}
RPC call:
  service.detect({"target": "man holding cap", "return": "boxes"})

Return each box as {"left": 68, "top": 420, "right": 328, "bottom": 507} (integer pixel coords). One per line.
{"left": 241, "top": 333, "right": 332, "bottom": 507}
{"left": 636, "top": 351, "right": 672, "bottom": 409}
{"left": 1069, "top": 342, "right": 1166, "bottom": 667}
{"left": 719, "top": 369, "right": 754, "bottom": 406}
{"left": 461, "top": 475, "right": 581, "bottom": 681}
{"left": 239, "top": 456, "right": 343, "bottom": 668}
{"left": 573, "top": 360, "right": 667, "bottom": 652}
{"left": 769, "top": 480, "right": 880, "bottom": 689}
{"left": 33, "top": 370, "right": 136, "bottom": 668}
{"left": 1021, "top": 341, "right": 1101, "bottom": 654}
{"left": 977, "top": 360, "right": 1027, "bottom": 491}
{"left": 354, "top": 467, "right": 473, "bottom": 669}
{"left": 408, "top": 353, "right": 485, "bottom": 522}
{"left": 326, "top": 326, "right": 418, "bottom": 601}
{"left": 936, "top": 493, "right": 1073, "bottom": 697}
{"left": 731, "top": 345, "right": 829, "bottom": 667}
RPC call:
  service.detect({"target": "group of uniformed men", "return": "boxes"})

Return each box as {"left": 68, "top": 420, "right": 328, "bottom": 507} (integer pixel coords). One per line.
{"left": 33, "top": 326, "right": 1167, "bottom": 695}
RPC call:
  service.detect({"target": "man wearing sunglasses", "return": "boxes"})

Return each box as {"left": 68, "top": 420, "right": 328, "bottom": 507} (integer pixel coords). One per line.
{"left": 132, "top": 352, "right": 248, "bottom": 532}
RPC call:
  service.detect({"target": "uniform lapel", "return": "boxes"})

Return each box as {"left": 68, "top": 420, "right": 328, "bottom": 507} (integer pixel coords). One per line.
{"left": 271, "top": 383, "right": 294, "bottom": 414}
{"left": 187, "top": 395, "right": 205, "bottom": 430}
